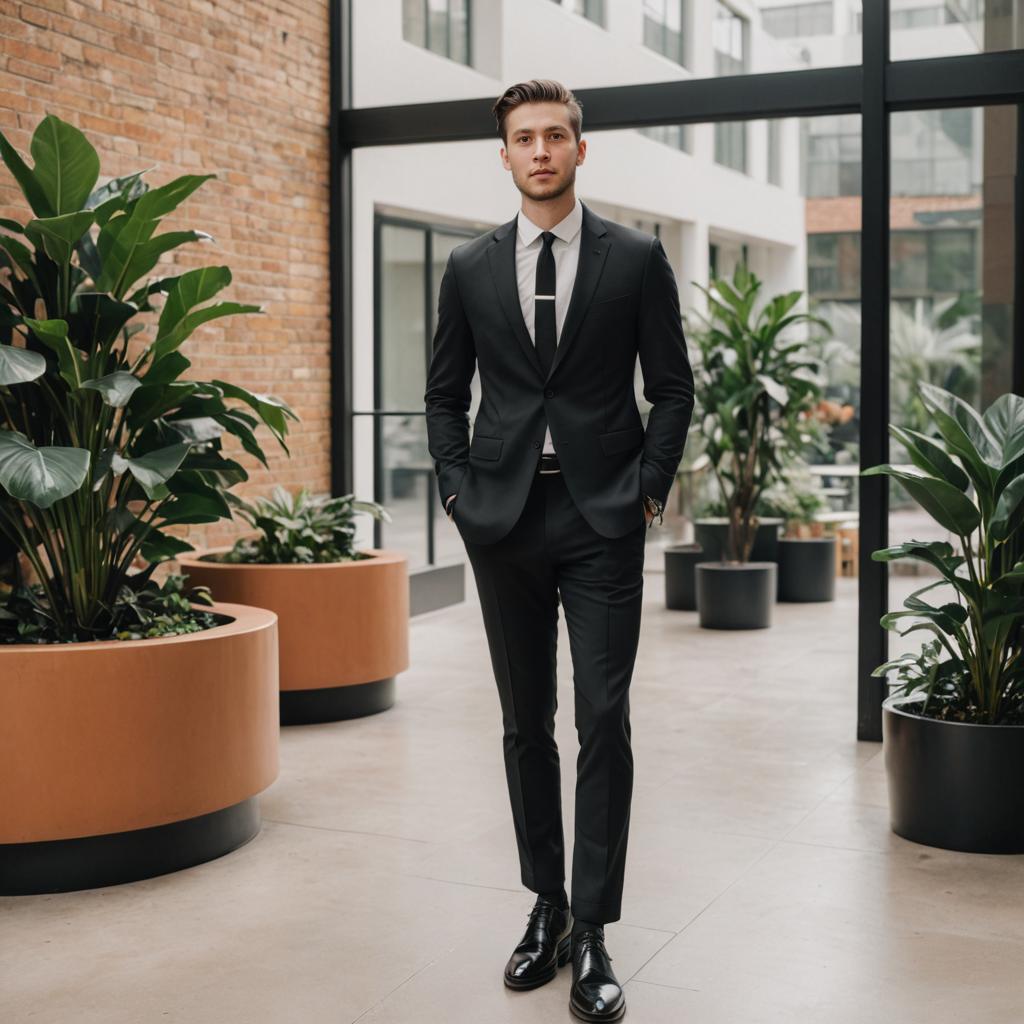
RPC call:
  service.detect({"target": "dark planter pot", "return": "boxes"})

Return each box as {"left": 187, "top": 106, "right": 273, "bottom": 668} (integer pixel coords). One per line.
{"left": 694, "top": 517, "right": 784, "bottom": 564}
{"left": 664, "top": 543, "right": 704, "bottom": 610}
{"left": 884, "top": 694, "right": 1024, "bottom": 853}
{"left": 777, "top": 537, "right": 836, "bottom": 602}
{"left": 695, "top": 561, "right": 777, "bottom": 629}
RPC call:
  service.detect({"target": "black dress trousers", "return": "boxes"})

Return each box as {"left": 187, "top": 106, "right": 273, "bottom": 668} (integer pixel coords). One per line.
{"left": 460, "top": 466, "right": 647, "bottom": 925}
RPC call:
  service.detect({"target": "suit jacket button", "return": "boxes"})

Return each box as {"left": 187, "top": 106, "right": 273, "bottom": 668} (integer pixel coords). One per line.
{"left": 544, "top": 388, "right": 554, "bottom": 398}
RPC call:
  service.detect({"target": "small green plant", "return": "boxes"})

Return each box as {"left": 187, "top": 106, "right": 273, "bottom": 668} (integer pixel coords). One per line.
{"left": 216, "top": 486, "right": 391, "bottom": 564}
{"left": 865, "top": 383, "right": 1024, "bottom": 725}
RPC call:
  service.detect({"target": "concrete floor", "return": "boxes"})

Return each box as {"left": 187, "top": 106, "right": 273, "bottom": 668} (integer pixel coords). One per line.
{"left": 4, "top": 560, "right": 1024, "bottom": 1023}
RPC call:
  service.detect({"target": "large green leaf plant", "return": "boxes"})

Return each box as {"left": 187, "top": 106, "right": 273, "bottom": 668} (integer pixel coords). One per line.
{"left": 0, "top": 114, "right": 296, "bottom": 643}
{"left": 865, "top": 383, "right": 1024, "bottom": 724}
{"left": 688, "top": 263, "right": 830, "bottom": 563}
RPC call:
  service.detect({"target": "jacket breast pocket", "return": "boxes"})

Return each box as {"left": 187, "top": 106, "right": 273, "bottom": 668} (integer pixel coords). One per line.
{"left": 599, "top": 426, "right": 644, "bottom": 456}
{"left": 469, "top": 434, "right": 503, "bottom": 460}
{"left": 591, "top": 291, "right": 633, "bottom": 307}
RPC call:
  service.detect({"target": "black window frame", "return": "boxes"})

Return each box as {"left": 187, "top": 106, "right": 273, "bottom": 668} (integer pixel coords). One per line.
{"left": 332, "top": 0, "right": 1024, "bottom": 741}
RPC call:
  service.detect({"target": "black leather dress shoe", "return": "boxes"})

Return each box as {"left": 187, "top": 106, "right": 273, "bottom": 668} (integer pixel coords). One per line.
{"left": 569, "top": 929, "right": 626, "bottom": 1021}
{"left": 503, "top": 895, "right": 574, "bottom": 990}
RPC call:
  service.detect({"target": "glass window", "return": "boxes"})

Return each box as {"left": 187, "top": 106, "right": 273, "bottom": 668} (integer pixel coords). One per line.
{"left": 767, "top": 118, "right": 783, "bottom": 185}
{"left": 808, "top": 232, "right": 861, "bottom": 300}
{"left": 373, "top": 218, "right": 479, "bottom": 570}
{"left": 887, "top": 104, "right": 1015, "bottom": 623}
{"left": 571, "top": 0, "right": 605, "bottom": 25}
{"left": 891, "top": 109, "right": 974, "bottom": 196}
{"left": 890, "top": 0, "right": 1022, "bottom": 60}
{"left": 713, "top": 3, "right": 747, "bottom": 170}
{"left": 713, "top": 1, "right": 746, "bottom": 76}
{"left": 402, "top": 0, "right": 471, "bottom": 66}
{"left": 642, "top": 0, "right": 686, "bottom": 66}
{"left": 715, "top": 120, "right": 747, "bottom": 172}
{"left": 762, "top": 1, "right": 833, "bottom": 38}
{"left": 804, "top": 114, "right": 862, "bottom": 197}
{"left": 637, "top": 123, "right": 691, "bottom": 152}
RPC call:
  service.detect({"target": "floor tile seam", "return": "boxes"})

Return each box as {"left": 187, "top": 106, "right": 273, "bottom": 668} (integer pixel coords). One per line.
{"left": 403, "top": 873, "right": 524, "bottom": 895}
{"left": 774, "top": 763, "right": 871, "bottom": 845}
{"left": 261, "top": 818, "right": 432, "bottom": 844}
{"left": 347, "top": 948, "right": 455, "bottom": 1024}
{"left": 624, "top": 977, "right": 703, "bottom": 993}
{"left": 642, "top": 833, "right": 786, "bottom": 953}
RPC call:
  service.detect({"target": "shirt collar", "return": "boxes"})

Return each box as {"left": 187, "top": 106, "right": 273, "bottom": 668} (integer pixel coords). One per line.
{"left": 516, "top": 197, "right": 583, "bottom": 248}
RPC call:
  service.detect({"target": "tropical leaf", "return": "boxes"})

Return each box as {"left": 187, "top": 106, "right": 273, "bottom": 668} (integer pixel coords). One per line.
{"left": 0, "top": 429, "right": 90, "bottom": 508}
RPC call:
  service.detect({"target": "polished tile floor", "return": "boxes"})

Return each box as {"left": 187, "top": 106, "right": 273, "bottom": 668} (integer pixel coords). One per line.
{"left": 4, "top": 560, "right": 1024, "bottom": 1023}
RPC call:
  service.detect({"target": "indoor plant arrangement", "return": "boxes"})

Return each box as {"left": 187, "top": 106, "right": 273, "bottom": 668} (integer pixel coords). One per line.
{"left": 0, "top": 113, "right": 294, "bottom": 893}
{"left": 687, "top": 263, "right": 829, "bottom": 628}
{"left": 179, "top": 485, "right": 410, "bottom": 724}
{"left": 864, "top": 381, "right": 1024, "bottom": 852}
{"left": 762, "top": 461, "right": 837, "bottom": 603}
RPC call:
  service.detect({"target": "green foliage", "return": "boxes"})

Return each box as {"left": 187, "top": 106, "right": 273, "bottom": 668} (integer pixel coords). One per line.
{"left": 757, "top": 460, "right": 830, "bottom": 525}
{"left": 688, "top": 263, "right": 830, "bottom": 562}
{"left": 217, "top": 486, "right": 391, "bottom": 564}
{"left": 0, "top": 570, "right": 215, "bottom": 644}
{"left": 0, "top": 114, "right": 297, "bottom": 642}
{"left": 865, "top": 383, "right": 1024, "bottom": 724}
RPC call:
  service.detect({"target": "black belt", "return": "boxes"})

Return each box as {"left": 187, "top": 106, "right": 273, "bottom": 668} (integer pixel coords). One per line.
{"left": 537, "top": 453, "right": 561, "bottom": 474}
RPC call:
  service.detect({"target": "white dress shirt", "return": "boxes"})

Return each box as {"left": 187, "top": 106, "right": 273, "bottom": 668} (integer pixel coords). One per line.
{"left": 516, "top": 197, "right": 583, "bottom": 455}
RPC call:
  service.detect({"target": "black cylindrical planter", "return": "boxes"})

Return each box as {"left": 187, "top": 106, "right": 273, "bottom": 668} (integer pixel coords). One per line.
{"left": 777, "top": 537, "right": 836, "bottom": 602}
{"left": 695, "top": 561, "right": 777, "bottom": 629}
{"left": 884, "top": 694, "right": 1024, "bottom": 853}
{"left": 694, "top": 517, "right": 784, "bottom": 564}
{"left": 664, "top": 543, "right": 704, "bottom": 610}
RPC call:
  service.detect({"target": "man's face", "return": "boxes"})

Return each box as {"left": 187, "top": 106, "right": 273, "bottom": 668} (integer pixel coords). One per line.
{"left": 500, "top": 101, "right": 586, "bottom": 202}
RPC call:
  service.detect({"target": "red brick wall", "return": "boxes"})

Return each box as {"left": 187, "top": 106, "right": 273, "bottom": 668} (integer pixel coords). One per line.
{"left": 0, "top": 0, "right": 332, "bottom": 553}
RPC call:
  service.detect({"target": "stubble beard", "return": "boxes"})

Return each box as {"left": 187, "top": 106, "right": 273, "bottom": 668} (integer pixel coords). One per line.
{"left": 515, "top": 162, "right": 576, "bottom": 204}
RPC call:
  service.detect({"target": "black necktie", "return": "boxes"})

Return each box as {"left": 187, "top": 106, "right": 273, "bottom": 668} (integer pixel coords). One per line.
{"left": 534, "top": 230, "right": 557, "bottom": 378}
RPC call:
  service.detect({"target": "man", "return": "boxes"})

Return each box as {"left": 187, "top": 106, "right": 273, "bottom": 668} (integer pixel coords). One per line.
{"left": 423, "top": 78, "right": 694, "bottom": 1022}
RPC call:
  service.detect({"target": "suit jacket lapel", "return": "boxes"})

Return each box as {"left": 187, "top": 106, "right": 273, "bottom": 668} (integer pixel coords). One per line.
{"left": 486, "top": 201, "right": 611, "bottom": 384}
{"left": 547, "top": 204, "right": 610, "bottom": 383}
{"left": 487, "top": 214, "right": 543, "bottom": 379}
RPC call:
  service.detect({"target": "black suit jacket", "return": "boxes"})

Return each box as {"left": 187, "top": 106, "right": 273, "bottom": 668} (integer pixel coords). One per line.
{"left": 423, "top": 200, "right": 694, "bottom": 546}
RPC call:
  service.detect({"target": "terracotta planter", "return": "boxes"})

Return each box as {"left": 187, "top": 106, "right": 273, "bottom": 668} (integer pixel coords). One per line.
{"left": 178, "top": 548, "right": 409, "bottom": 725}
{"left": 0, "top": 603, "right": 279, "bottom": 895}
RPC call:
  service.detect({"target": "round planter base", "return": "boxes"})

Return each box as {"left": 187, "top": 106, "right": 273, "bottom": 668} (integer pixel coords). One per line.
{"left": 0, "top": 797, "right": 260, "bottom": 896}
{"left": 664, "top": 543, "right": 703, "bottom": 611}
{"left": 696, "top": 561, "right": 777, "bottom": 629}
{"left": 281, "top": 676, "right": 396, "bottom": 726}
{"left": 777, "top": 537, "right": 836, "bottom": 602}
{"left": 884, "top": 695, "right": 1024, "bottom": 853}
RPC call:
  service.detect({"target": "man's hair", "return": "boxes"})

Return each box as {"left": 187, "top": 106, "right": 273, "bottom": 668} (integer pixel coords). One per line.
{"left": 492, "top": 79, "right": 583, "bottom": 147}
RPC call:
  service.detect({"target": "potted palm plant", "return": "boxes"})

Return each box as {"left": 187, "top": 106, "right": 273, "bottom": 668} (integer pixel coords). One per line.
{"left": 178, "top": 486, "right": 409, "bottom": 724}
{"left": 864, "top": 382, "right": 1024, "bottom": 852}
{"left": 0, "top": 114, "right": 296, "bottom": 894}
{"left": 688, "top": 264, "right": 829, "bottom": 628}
